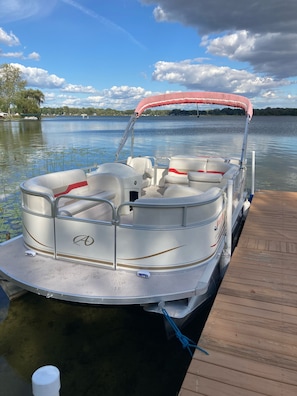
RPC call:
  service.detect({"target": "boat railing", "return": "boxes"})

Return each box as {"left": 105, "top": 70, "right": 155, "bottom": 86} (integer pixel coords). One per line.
{"left": 118, "top": 187, "right": 225, "bottom": 229}
{"left": 20, "top": 184, "right": 55, "bottom": 217}
{"left": 21, "top": 183, "right": 224, "bottom": 226}
{"left": 20, "top": 180, "right": 226, "bottom": 269}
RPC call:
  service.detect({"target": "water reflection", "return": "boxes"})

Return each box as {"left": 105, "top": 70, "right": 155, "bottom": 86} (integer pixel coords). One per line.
{"left": 0, "top": 121, "right": 44, "bottom": 170}
{"left": 0, "top": 292, "right": 211, "bottom": 396}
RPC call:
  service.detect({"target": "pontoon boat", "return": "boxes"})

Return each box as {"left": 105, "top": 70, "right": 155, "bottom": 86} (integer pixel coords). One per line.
{"left": 0, "top": 92, "right": 253, "bottom": 323}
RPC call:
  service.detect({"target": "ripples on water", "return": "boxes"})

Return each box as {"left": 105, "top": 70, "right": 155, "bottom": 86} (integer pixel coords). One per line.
{"left": 0, "top": 115, "right": 296, "bottom": 395}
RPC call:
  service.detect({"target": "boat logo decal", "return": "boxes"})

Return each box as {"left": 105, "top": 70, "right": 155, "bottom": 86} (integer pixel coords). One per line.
{"left": 73, "top": 235, "right": 94, "bottom": 246}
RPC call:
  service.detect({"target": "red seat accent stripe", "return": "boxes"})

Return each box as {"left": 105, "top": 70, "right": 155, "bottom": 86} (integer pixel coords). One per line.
{"left": 168, "top": 168, "right": 224, "bottom": 175}
{"left": 168, "top": 168, "right": 187, "bottom": 175}
{"left": 54, "top": 181, "right": 88, "bottom": 197}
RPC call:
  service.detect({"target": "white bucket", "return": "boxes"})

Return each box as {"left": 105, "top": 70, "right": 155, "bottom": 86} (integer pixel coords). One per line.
{"left": 32, "top": 365, "right": 60, "bottom": 396}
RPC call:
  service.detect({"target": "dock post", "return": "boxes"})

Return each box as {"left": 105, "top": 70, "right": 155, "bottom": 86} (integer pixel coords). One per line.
{"left": 32, "top": 365, "right": 60, "bottom": 396}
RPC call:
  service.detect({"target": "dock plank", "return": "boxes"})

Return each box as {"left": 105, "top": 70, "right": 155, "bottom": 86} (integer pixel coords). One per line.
{"left": 179, "top": 191, "right": 297, "bottom": 395}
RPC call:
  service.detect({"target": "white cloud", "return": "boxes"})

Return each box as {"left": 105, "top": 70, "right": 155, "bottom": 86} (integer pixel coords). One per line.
{"left": 42, "top": 85, "right": 156, "bottom": 110}
{"left": 0, "top": 51, "right": 24, "bottom": 58}
{"left": 152, "top": 60, "right": 290, "bottom": 96}
{"left": 83, "top": 86, "right": 153, "bottom": 109}
{"left": 0, "top": 27, "right": 20, "bottom": 46}
{"left": 0, "top": 50, "right": 41, "bottom": 61}
{"left": 62, "top": 84, "right": 97, "bottom": 94}
{"left": 0, "top": 27, "right": 40, "bottom": 61}
{"left": 13, "top": 67, "right": 155, "bottom": 109}
{"left": 11, "top": 63, "right": 65, "bottom": 88}
{"left": 104, "top": 85, "right": 149, "bottom": 99}
{"left": 59, "top": 97, "right": 83, "bottom": 107}
{"left": 153, "top": 6, "right": 168, "bottom": 22}
{"left": 202, "top": 31, "right": 297, "bottom": 78}
{"left": 201, "top": 31, "right": 255, "bottom": 60}
{"left": 8, "top": 61, "right": 293, "bottom": 110}
{"left": 27, "top": 52, "right": 40, "bottom": 61}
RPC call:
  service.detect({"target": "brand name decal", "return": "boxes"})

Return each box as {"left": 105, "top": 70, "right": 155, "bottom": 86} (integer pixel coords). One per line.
{"left": 73, "top": 235, "right": 94, "bottom": 246}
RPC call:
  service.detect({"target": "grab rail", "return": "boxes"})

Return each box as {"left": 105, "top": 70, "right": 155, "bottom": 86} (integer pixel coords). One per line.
{"left": 117, "top": 188, "right": 224, "bottom": 228}
{"left": 20, "top": 185, "right": 55, "bottom": 217}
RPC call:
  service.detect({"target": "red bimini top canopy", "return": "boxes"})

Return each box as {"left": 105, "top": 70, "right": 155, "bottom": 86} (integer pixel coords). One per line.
{"left": 134, "top": 91, "right": 253, "bottom": 120}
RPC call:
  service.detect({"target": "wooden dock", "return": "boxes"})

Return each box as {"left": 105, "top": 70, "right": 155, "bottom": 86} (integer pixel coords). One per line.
{"left": 179, "top": 190, "right": 297, "bottom": 395}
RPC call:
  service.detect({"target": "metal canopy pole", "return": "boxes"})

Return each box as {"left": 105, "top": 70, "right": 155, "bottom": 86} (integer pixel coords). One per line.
{"left": 240, "top": 115, "right": 250, "bottom": 167}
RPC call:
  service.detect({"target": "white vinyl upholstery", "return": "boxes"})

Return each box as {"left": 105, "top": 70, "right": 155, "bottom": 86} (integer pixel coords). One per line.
{"left": 127, "top": 156, "right": 153, "bottom": 187}
{"left": 165, "top": 155, "right": 207, "bottom": 185}
{"left": 133, "top": 187, "right": 223, "bottom": 227}
{"left": 21, "top": 169, "right": 116, "bottom": 217}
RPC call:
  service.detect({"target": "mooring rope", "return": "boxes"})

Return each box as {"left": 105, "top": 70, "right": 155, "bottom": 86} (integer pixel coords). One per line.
{"left": 162, "top": 308, "right": 209, "bottom": 357}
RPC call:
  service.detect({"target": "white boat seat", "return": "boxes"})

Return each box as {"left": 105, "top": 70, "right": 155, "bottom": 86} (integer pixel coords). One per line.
{"left": 165, "top": 155, "right": 207, "bottom": 185}
{"left": 165, "top": 156, "right": 233, "bottom": 185}
{"left": 57, "top": 191, "right": 115, "bottom": 217}
{"left": 189, "top": 164, "right": 240, "bottom": 191}
{"left": 133, "top": 187, "right": 223, "bottom": 227}
{"left": 205, "top": 159, "right": 231, "bottom": 174}
{"left": 188, "top": 172, "right": 223, "bottom": 183}
{"left": 163, "top": 185, "right": 202, "bottom": 198}
{"left": 127, "top": 156, "right": 153, "bottom": 187}
{"left": 23, "top": 169, "right": 89, "bottom": 198}
{"left": 21, "top": 169, "right": 117, "bottom": 217}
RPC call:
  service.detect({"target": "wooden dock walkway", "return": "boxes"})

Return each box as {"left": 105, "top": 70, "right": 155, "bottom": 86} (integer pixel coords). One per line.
{"left": 179, "top": 190, "right": 297, "bottom": 395}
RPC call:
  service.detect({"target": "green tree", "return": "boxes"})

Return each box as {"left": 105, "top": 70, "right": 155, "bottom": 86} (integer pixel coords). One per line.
{"left": 0, "top": 63, "right": 27, "bottom": 115}
{"left": 15, "top": 88, "right": 45, "bottom": 114}
{"left": 25, "top": 88, "right": 44, "bottom": 106}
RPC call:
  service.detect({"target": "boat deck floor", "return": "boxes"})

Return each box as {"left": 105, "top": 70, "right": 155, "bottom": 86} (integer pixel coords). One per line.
{"left": 0, "top": 235, "right": 214, "bottom": 305}
{"left": 179, "top": 190, "right": 297, "bottom": 395}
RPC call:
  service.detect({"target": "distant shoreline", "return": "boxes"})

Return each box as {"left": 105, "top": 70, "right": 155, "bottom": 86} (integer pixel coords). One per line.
{"left": 2, "top": 107, "right": 297, "bottom": 120}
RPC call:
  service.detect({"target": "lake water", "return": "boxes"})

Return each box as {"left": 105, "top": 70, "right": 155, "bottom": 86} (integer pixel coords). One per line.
{"left": 0, "top": 115, "right": 297, "bottom": 395}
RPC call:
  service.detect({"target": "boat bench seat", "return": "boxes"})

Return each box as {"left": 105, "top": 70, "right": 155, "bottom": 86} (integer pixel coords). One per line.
{"left": 165, "top": 156, "right": 207, "bottom": 184}
{"left": 21, "top": 169, "right": 116, "bottom": 217}
{"left": 165, "top": 156, "right": 232, "bottom": 185}
{"left": 188, "top": 164, "right": 240, "bottom": 191}
{"left": 132, "top": 187, "right": 223, "bottom": 227}
{"left": 163, "top": 185, "right": 202, "bottom": 198}
{"left": 57, "top": 190, "right": 115, "bottom": 217}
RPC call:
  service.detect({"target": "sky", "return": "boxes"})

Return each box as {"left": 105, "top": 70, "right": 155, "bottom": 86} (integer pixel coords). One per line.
{"left": 0, "top": 0, "right": 297, "bottom": 110}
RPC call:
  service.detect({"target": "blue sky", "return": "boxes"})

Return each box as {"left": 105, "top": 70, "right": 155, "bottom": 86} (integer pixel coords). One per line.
{"left": 0, "top": 0, "right": 297, "bottom": 110}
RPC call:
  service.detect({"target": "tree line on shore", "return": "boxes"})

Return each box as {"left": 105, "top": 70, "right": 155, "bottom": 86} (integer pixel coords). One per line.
{"left": 40, "top": 106, "right": 297, "bottom": 117}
